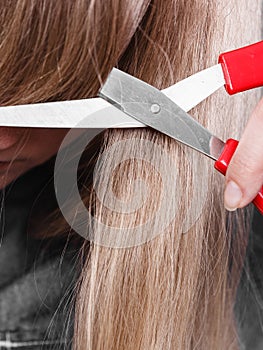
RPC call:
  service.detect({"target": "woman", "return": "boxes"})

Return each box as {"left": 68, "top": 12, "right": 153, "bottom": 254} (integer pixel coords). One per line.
{"left": 0, "top": 0, "right": 262, "bottom": 349}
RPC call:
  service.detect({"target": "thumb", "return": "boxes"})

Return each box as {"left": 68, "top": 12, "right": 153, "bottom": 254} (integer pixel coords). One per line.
{"left": 224, "top": 98, "right": 263, "bottom": 211}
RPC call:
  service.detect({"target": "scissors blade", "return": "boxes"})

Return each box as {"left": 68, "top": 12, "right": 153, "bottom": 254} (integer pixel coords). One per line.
{"left": 99, "top": 68, "right": 225, "bottom": 160}
{"left": 0, "top": 64, "right": 225, "bottom": 128}
{"left": 0, "top": 98, "right": 144, "bottom": 128}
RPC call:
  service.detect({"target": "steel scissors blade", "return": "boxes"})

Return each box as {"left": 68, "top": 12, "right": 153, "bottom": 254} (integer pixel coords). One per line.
{"left": 0, "top": 63, "right": 224, "bottom": 128}
{"left": 0, "top": 40, "right": 262, "bottom": 128}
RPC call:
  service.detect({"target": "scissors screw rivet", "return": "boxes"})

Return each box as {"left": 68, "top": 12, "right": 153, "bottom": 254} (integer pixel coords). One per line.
{"left": 150, "top": 103, "right": 161, "bottom": 114}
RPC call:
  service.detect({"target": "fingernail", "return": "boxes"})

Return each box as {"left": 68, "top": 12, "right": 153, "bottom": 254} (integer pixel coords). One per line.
{"left": 224, "top": 181, "right": 243, "bottom": 211}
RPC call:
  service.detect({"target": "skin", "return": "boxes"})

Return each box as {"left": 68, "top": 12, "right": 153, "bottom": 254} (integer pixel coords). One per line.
{"left": 0, "top": 127, "right": 69, "bottom": 189}
{"left": 224, "top": 97, "right": 263, "bottom": 211}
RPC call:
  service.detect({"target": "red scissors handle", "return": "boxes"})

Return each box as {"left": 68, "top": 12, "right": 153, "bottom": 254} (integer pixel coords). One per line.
{"left": 219, "top": 41, "right": 263, "bottom": 95}
{"left": 214, "top": 139, "right": 263, "bottom": 214}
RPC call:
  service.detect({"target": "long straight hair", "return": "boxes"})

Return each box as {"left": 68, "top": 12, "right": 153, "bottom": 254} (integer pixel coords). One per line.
{"left": 0, "top": 1, "right": 261, "bottom": 349}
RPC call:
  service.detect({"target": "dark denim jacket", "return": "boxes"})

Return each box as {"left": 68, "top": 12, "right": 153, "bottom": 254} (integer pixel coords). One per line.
{"left": 0, "top": 157, "right": 79, "bottom": 349}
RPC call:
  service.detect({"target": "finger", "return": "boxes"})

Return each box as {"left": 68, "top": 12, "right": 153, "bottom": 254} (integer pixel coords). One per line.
{"left": 224, "top": 97, "right": 263, "bottom": 211}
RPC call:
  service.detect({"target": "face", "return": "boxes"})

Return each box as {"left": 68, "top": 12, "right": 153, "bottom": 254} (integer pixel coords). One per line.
{"left": 0, "top": 127, "right": 70, "bottom": 189}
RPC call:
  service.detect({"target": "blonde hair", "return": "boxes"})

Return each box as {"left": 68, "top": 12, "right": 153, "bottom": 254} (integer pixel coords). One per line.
{"left": 0, "top": 0, "right": 261, "bottom": 349}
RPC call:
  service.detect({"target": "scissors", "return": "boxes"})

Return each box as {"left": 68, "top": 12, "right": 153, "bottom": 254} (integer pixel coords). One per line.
{"left": 0, "top": 41, "right": 263, "bottom": 213}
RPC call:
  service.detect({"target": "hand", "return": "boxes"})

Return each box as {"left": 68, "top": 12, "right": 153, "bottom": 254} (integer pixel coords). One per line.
{"left": 224, "top": 97, "right": 263, "bottom": 211}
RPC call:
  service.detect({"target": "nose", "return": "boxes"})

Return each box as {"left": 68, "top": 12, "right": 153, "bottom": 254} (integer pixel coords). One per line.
{"left": 0, "top": 127, "right": 22, "bottom": 150}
